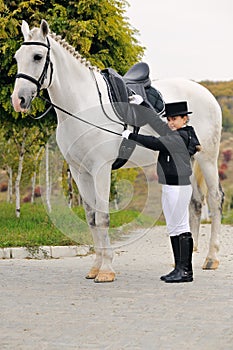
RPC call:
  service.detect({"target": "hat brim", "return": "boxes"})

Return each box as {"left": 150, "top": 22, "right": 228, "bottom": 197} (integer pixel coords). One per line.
{"left": 162, "top": 111, "right": 193, "bottom": 118}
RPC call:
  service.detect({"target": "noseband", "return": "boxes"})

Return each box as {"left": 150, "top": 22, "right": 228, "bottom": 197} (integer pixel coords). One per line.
{"left": 15, "top": 38, "right": 53, "bottom": 95}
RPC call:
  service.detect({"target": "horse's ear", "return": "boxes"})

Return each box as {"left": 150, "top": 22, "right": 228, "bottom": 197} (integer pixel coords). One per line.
{"left": 21, "top": 20, "right": 30, "bottom": 41}
{"left": 40, "top": 20, "right": 49, "bottom": 37}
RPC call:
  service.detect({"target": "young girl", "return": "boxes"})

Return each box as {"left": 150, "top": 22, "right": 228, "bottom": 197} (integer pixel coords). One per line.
{"left": 122, "top": 101, "right": 201, "bottom": 283}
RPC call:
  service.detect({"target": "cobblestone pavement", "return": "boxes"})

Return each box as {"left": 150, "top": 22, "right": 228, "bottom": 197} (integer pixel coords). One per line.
{"left": 0, "top": 224, "right": 233, "bottom": 350}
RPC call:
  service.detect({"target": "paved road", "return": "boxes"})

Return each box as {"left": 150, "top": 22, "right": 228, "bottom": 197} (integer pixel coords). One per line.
{"left": 0, "top": 224, "right": 233, "bottom": 350}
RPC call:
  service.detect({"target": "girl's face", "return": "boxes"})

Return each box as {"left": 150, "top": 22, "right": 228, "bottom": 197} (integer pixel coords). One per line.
{"left": 167, "top": 115, "right": 188, "bottom": 130}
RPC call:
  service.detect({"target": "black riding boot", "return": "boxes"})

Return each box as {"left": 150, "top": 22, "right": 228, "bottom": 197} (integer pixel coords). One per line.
{"left": 160, "top": 235, "right": 180, "bottom": 281}
{"left": 164, "top": 232, "right": 193, "bottom": 283}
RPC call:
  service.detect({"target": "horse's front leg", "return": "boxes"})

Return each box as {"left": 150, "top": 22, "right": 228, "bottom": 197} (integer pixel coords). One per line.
{"left": 72, "top": 165, "right": 115, "bottom": 282}
{"left": 90, "top": 222, "right": 115, "bottom": 283}
{"left": 83, "top": 204, "right": 115, "bottom": 282}
{"left": 91, "top": 164, "right": 115, "bottom": 282}
{"left": 83, "top": 202, "right": 104, "bottom": 279}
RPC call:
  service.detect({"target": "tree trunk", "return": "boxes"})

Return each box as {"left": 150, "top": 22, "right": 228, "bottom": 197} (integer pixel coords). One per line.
{"left": 7, "top": 165, "right": 13, "bottom": 203}
{"left": 45, "top": 142, "right": 51, "bottom": 213}
{"left": 67, "top": 168, "right": 73, "bottom": 208}
{"left": 31, "top": 171, "right": 36, "bottom": 204}
{"left": 31, "top": 147, "right": 43, "bottom": 204}
{"left": 15, "top": 138, "right": 26, "bottom": 218}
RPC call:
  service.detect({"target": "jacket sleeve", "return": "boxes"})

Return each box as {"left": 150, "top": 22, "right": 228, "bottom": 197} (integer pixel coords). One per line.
{"left": 129, "top": 131, "right": 188, "bottom": 154}
{"left": 186, "top": 126, "right": 202, "bottom": 155}
{"left": 128, "top": 133, "right": 168, "bottom": 151}
{"left": 147, "top": 115, "right": 170, "bottom": 136}
{"left": 191, "top": 127, "right": 201, "bottom": 145}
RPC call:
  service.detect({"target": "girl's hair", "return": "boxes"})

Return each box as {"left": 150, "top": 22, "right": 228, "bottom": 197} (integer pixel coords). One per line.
{"left": 182, "top": 115, "right": 189, "bottom": 124}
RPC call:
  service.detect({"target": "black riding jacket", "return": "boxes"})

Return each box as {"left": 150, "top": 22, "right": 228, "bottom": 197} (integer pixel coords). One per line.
{"left": 129, "top": 120, "right": 200, "bottom": 185}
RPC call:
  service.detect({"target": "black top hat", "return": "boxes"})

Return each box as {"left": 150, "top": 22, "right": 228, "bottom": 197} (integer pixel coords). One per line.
{"left": 162, "top": 101, "right": 192, "bottom": 118}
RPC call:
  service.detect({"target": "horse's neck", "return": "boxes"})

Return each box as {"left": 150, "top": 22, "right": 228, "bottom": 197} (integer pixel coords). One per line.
{"left": 48, "top": 38, "right": 105, "bottom": 122}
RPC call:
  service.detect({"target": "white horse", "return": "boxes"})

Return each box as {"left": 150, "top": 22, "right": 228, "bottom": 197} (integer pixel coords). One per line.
{"left": 11, "top": 20, "right": 223, "bottom": 282}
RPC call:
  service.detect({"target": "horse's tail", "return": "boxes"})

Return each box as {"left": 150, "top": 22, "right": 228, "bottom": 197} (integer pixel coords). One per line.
{"left": 193, "top": 160, "right": 208, "bottom": 199}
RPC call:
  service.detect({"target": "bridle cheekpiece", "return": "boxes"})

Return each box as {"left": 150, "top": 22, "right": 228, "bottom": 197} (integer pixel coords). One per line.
{"left": 15, "top": 37, "right": 53, "bottom": 96}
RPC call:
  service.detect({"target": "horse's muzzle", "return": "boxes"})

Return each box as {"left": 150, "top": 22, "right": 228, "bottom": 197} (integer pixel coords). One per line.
{"left": 11, "top": 87, "right": 35, "bottom": 112}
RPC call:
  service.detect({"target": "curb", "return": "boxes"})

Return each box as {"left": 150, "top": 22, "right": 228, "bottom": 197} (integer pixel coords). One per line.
{"left": 0, "top": 245, "right": 91, "bottom": 259}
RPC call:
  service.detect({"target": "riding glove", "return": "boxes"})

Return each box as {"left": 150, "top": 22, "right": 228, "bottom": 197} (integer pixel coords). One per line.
{"left": 122, "top": 130, "right": 132, "bottom": 139}
{"left": 128, "top": 94, "right": 143, "bottom": 105}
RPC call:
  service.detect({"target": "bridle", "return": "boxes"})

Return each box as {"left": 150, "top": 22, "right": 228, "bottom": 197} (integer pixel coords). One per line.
{"left": 16, "top": 37, "right": 53, "bottom": 96}
{"left": 15, "top": 37, "right": 125, "bottom": 135}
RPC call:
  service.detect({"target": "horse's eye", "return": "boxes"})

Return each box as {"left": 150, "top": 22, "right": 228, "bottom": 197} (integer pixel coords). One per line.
{"left": 34, "top": 54, "right": 42, "bottom": 61}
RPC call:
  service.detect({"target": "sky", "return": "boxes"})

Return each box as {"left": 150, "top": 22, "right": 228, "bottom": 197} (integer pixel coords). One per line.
{"left": 126, "top": 0, "right": 233, "bottom": 82}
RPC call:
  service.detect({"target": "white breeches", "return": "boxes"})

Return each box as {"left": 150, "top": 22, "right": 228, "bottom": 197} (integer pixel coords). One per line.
{"left": 162, "top": 184, "right": 193, "bottom": 236}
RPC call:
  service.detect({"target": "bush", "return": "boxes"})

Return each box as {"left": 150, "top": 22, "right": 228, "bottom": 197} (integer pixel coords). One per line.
{"left": 223, "top": 149, "right": 233, "bottom": 162}
{"left": 34, "top": 186, "right": 41, "bottom": 197}
{"left": 0, "top": 182, "right": 8, "bottom": 192}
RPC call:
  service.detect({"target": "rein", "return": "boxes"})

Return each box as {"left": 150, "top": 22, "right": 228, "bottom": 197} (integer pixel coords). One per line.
{"left": 37, "top": 95, "right": 123, "bottom": 136}
{"left": 16, "top": 38, "right": 125, "bottom": 136}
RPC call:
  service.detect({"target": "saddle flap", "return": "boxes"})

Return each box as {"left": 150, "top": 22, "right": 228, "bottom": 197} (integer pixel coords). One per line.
{"left": 101, "top": 68, "right": 140, "bottom": 126}
{"left": 102, "top": 68, "right": 129, "bottom": 103}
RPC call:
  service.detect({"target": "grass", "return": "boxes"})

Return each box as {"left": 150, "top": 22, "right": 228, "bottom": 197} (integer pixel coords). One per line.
{"left": 0, "top": 202, "right": 79, "bottom": 248}
{"left": 3, "top": 200, "right": 231, "bottom": 249}
{"left": 222, "top": 210, "right": 233, "bottom": 225}
{"left": 0, "top": 201, "right": 159, "bottom": 248}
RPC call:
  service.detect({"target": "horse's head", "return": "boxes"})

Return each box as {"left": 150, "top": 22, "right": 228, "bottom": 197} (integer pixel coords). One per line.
{"left": 11, "top": 20, "right": 52, "bottom": 112}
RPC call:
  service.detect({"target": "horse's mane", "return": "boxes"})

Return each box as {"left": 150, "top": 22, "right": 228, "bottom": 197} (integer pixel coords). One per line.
{"left": 49, "top": 32, "right": 100, "bottom": 72}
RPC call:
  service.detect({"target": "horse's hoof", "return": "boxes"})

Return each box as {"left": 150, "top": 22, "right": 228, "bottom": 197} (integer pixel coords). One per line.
{"left": 85, "top": 267, "right": 100, "bottom": 279}
{"left": 94, "top": 271, "right": 116, "bottom": 283}
{"left": 202, "top": 258, "right": 219, "bottom": 270}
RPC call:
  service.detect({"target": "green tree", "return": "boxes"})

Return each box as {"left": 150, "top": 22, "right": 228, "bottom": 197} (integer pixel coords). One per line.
{"left": 45, "top": 0, "right": 144, "bottom": 73}
{"left": 0, "top": 0, "right": 144, "bottom": 124}
{"left": 1, "top": 117, "right": 51, "bottom": 216}
{"left": 0, "top": 0, "right": 144, "bottom": 215}
{"left": 200, "top": 80, "right": 233, "bottom": 132}
{"left": 201, "top": 80, "right": 233, "bottom": 98}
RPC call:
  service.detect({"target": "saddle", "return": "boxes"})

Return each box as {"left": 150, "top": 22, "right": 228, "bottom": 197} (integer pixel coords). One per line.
{"left": 102, "top": 62, "right": 165, "bottom": 124}
{"left": 101, "top": 62, "right": 165, "bottom": 170}
{"left": 123, "top": 62, "right": 165, "bottom": 115}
